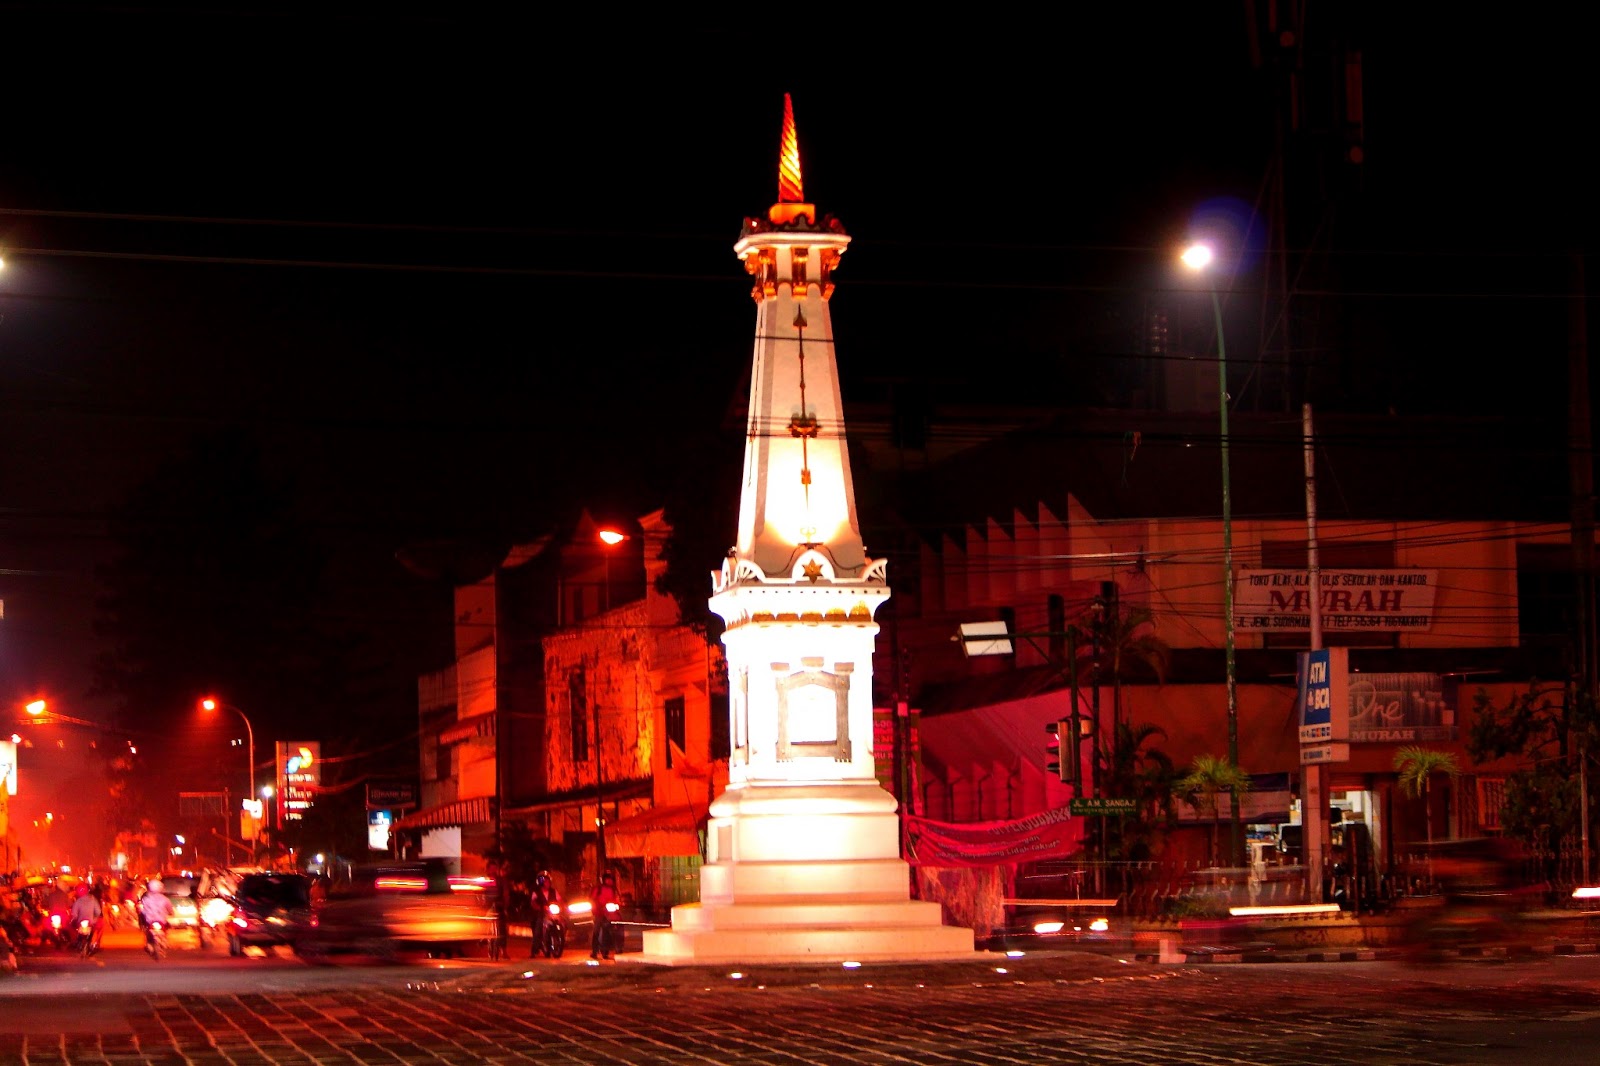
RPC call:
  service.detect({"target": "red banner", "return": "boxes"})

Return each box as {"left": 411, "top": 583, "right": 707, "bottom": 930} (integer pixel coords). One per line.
{"left": 904, "top": 806, "right": 1084, "bottom": 867}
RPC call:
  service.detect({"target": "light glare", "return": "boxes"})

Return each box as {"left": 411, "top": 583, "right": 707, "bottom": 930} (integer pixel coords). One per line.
{"left": 1180, "top": 243, "right": 1214, "bottom": 271}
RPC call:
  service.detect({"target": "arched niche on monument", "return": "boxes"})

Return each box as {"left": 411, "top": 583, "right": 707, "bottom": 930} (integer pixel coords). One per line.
{"left": 775, "top": 664, "right": 853, "bottom": 762}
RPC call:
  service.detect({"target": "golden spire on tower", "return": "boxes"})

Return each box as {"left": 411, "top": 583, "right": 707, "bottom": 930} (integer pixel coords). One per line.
{"left": 766, "top": 94, "right": 815, "bottom": 226}
{"left": 778, "top": 93, "right": 804, "bottom": 204}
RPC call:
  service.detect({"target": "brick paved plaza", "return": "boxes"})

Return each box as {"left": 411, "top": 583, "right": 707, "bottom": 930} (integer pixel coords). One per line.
{"left": 3, "top": 949, "right": 1600, "bottom": 1065}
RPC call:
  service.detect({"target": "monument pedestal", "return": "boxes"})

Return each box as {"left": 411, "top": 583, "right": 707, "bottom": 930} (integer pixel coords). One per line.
{"left": 638, "top": 780, "right": 974, "bottom": 963}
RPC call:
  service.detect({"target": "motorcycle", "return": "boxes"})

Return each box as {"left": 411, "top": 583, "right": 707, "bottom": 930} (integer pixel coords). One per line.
{"left": 539, "top": 901, "right": 567, "bottom": 959}
{"left": 74, "top": 919, "right": 97, "bottom": 959}
{"left": 45, "top": 912, "right": 69, "bottom": 951}
{"left": 146, "top": 920, "right": 168, "bottom": 961}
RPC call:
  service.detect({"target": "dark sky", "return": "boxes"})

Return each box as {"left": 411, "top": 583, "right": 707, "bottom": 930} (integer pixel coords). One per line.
{"left": 0, "top": 7, "right": 1590, "bottom": 727}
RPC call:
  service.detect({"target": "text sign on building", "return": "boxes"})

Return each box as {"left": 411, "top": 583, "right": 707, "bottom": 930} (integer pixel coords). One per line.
{"left": 276, "top": 741, "right": 321, "bottom": 823}
{"left": 1236, "top": 570, "right": 1438, "bottom": 632}
{"left": 1070, "top": 797, "right": 1139, "bottom": 817}
{"left": 1347, "top": 672, "right": 1456, "bottom": 743}
{"left": 368, "top": 809, "right": 392, "bottom": 851}
{"left": 1301, "top": 743, "right": 1351, "bottom": 765}
{"left": 1297, "top": 648, "right": 1349, "bottom": 744}
{"left": 0, "top": 738, "right": 15, "bottom": 795}
{"left": 366, "top": 782, "right": 417, "bottom": 810}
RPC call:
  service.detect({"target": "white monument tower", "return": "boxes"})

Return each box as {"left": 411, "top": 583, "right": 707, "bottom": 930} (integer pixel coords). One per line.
{"left": 641, "top": 96, "right": 974, "bottom": 962}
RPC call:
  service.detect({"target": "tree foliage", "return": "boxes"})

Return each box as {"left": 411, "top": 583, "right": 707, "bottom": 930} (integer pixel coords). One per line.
{"left": 1175, "top": 754, "right": 1251, "bottom": 867}
{"left": 1467, "top": 682, "right": 1600, "bottom": 853}
{"left": 1101, "top": 721, "right": 1177, "bottom": 863}
{"left": 1085, "top": 602, "right": 1170, "bottom": 736}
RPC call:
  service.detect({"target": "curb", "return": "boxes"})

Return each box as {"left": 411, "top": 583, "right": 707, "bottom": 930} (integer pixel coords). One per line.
{"left": 1139, "top": 942, "right": 1600, "bottom": 964}
{"left": 1135, "top": 949, "right": 1381, "bottom": 964}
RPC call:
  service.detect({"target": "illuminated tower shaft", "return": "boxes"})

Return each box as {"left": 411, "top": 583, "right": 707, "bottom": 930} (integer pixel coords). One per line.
{"left": 642, "top": 96, "right": 971, "bottom": 963}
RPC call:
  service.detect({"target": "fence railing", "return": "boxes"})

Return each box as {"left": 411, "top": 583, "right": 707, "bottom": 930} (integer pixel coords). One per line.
{"left": 1014, "top": 848, "right": 1599, "bottom": 921}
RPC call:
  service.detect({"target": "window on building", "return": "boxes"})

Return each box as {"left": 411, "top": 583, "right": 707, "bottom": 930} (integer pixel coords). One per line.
{"left": 1516, "top": 543, "right": 1593, "bottom": 645}
{"left": 1476, "top": 776, "right": 1506, "bottom": 832}
{"left": 709, "top": 691, "right": 730, "bottom": 761}
{"left": 570, "top": 670, "right": 589, "bottom": 761}
{"left": 664, "top": 695, "right": 686, "bottom": 769}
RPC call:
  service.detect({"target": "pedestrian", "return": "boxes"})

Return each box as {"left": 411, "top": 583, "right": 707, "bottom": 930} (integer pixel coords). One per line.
{"left": 487, "top": 863, "right": 508, "bottom": 961}
{"left": 590, "top": 871, "right": 619, "bottom": 960}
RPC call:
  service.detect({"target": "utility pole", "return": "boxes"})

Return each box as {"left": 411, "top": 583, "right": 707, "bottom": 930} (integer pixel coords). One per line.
{"left": 592, "top": 665, "right": 607, "bottom": 879}
{"left": 1303, "top": 402, "right": 1329, "bottom": 903}
{"left": 1568, "top": 249, "right": 1594, "bottom": 883}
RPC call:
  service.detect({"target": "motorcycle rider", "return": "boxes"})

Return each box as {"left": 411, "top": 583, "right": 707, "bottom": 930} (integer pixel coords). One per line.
{"left": 530, "top": 871, "right": 562, "bottom": 958}
{"left": 69, "top": 883, "right": 103, "bottom": 954}
{"left": 590, "top": 871, "right": 619, "bottom": 960}
{"left": 139, "top": 879, "right": 174, "bottom": 951}
{"left": 43, "top": 881, "right": 72, "bottom": 946}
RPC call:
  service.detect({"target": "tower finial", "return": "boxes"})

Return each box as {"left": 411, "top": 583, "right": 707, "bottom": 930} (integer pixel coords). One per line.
{"left": 778, "top": 93, "right": 804, "bottom": 204}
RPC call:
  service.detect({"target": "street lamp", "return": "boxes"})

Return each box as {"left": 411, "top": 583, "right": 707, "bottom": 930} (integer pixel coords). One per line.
{"left": 597, "top": 528, "right": 628, "bottom": 612}
{"left": 200, "top": 698, "right": 256, "bottom": 812}
{"left": 1182, "top": 240, "right": 1242, "bottom": 867}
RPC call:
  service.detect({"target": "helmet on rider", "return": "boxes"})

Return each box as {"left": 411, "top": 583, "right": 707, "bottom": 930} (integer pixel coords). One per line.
{"left": 146, "top": 879, "right": 165, "bottom": 894}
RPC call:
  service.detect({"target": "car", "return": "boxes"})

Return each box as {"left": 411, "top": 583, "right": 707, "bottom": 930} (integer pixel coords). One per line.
{"left": 296, "top": 860, "right": 496, "bottom": 958}
{"left": 225, "top": 873, "right": 314, "bottom": 956}
{"left": 160, "top": 877, "right": 204, "bottom": 936}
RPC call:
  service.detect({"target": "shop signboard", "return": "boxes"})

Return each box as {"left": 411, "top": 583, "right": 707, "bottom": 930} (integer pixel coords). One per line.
{"left": 1238, "top": 569, "right": 1438, "bottom": 631}
{"left": 366, "top": 782, "right": 417, "bottom": 810}
{"left": 1347, "top": 672, "right": 1456, "bottom": 743}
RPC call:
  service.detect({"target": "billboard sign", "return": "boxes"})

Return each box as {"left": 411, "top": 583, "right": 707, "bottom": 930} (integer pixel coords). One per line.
{"left": 0, "top": 738, "right": 15, "bottom": 795}
{"left": 368, "top": 809, "right": 392, "bottom": 851}
{"left": 276, "top": 741, "right": 321, "bottom": 823}
{"left": 366, "top": 782, "right": 417, "bottom": 810}
{"left": 1238, "top": 570, "right": 1438, "bottom": 631}
{"left": 1297, "top": 648, "right": 1349, "bottom": 744}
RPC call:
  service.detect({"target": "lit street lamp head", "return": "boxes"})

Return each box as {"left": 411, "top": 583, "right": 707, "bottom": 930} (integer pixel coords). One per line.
{"left": 25, "top": 700, "right": 46, "bottom": 717}
{"left": 1180, "top": 242, "right": 1215, "bottom": 271}
{"left": 597, "top": 529, "right": 627, "bottom": 546}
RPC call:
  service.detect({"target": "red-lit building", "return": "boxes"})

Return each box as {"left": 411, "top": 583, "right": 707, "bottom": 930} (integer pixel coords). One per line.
{"left": 398, "top": 510, "right": 726, "bottom": 911}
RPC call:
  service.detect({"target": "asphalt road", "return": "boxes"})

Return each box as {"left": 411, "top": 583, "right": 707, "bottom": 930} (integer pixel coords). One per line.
{"left": 3, "top": 927, "right": 1599, "bottom": 1064}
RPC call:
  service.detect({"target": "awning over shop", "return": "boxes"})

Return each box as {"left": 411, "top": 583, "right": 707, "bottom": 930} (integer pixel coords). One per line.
{"left": 499, "top": 777, "right": 653, "bottom": 821}
{"left": 394, "top": 795, "right": 493, "bottom": 831}
{"left": 438, "top": 713, "right": 495, "bottom": 746}
{"left": 605, "top": 804, "right": 701, "bottom": 859}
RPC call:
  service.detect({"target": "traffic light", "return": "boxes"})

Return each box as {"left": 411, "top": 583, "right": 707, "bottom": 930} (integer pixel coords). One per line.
{"left": 1044, "top": 720, "right": 1075, "bottom": 784}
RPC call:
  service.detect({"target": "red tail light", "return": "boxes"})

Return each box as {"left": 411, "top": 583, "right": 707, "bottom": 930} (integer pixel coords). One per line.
{"left": 50, "top": 914, "right": 62, "bottom": 930}
{"left": 547, "top": 903, "right": 561, "bottom": 916}
{"left": 231, "top": 916, "right": 248, "bottom": 930}
{"left": 150, "top": 922, "right": 164, "bottom": 932}
{"left": 78, "top": 920, "right": 92, "bottom": 934}
{"left": 605, "top": 902, "right": 620, "bottom": 914}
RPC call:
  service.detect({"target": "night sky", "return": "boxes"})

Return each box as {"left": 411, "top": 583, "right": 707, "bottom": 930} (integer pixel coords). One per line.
{"left": 0, "top": 7, "right": 1590, "bottom": 734}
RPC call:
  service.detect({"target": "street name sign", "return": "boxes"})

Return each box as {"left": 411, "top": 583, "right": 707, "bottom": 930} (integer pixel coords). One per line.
{"left": 1070, "top": 797, "right": 1138, "bottom": 816}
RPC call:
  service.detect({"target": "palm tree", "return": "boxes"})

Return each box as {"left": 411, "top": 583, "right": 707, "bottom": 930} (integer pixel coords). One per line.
{"left": 1086, "top": 602, "right": 1170, "bottom": 738}
{"left": 1176, "top": 754, "right": 1251, "bottom": 867}
{"left": 1393, "top": 746, "right": 1460, "bottom": 845}
{"left": 1103, "top": 721, "right": 1178, "bottom": 869}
